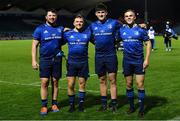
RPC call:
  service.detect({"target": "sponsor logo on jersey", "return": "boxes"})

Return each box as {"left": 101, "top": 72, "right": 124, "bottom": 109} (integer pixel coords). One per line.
{"left": 108, "top": 24, "right": 112, "bottom": 29}
{"left": 100, "top": 30, "right": 105, "bottom": 33}
{"left": 52, "top": 34, "right": 56, "bottom": 36}
{"left": 124, "top": 39, "right": 139, "bottom": 42}
{"left": 134, "top": 31, "right": 139, "bottom": 36}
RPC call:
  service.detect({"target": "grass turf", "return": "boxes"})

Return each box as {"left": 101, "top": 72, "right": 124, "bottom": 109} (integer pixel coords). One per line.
{"left": 0, "top": 36, "right": 180, "bottom": 120}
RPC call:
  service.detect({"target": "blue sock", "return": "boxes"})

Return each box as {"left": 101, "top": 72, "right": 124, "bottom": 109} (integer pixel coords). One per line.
{"left": 138, "top": 90, "right": 145, "bottom": 112}
{"left": 79, "top": 91, "right": 86, "bottom": 104}
{"left": 52, "top": 100, "right": 58, "bottom": 105}
{"left": 41, "top": 99, "right": 48, "bottom": 107}
{"left": 101, "top": 96, "right": 107, "bottom": 106}
{"left": 126, "top": 88, "right": 134, "bottom": 110}
{"left": 68, "top": 95, "right": 75, "bottom": 105}
{"left": 111, "top": 99, "right": 117, "bottom": 106}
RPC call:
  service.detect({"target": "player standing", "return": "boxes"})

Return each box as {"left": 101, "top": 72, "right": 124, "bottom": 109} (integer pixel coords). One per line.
{"left": 89, "top": 3, "right": 122, "bottom": 113}
{"left": 32, "top": 9, "right": 64, "bottom": 115}
{"left": 64, "top": 14, "right": 91, "bottom": 112}
{"left": 148, "top": 26, "right": 155, "bottom": 51}
{"left": 163, "top": 21, "right": 177, "bottom": 51}
{"left": 119, "top": 9, "right": 151, "bottom": 117}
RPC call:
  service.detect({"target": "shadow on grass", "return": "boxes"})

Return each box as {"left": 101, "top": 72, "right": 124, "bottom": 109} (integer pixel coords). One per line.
{"left": 58, "top": 94, "right": 168, "bottom": 114}
{"left": 58, "top": 93, "right": 102, "bottom": 109}
{"left": 132, "top": 95, "right": 168, "bottom": 114}
{"left": 58, "top": 94, "right": 128, "bottom": 110}
{"left": 144, "top": 95, "right": 168, "bottom": 114}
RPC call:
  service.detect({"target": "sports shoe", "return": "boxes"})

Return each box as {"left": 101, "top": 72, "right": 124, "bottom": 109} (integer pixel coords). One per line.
{"left": 68, "top": 104, "right": 75, "bottom": 113}
{"left": 51, "top": 104, "right": 60, "bottom": 112}
{"left": 165, "top": 48, "right": 168, "bottom": 51}
{"left": 138, "top": 111, "right": 145, "bottom": 118}
{"left": 97, "top": 105, "right": 107, "bottom": 112}
{"left": 40, "top": 107, "right": 48, "bottom": 116}
{"left": 126, "top": 108, "right": 135, "bottom": 115}
{"left": 108, "top": 102, "right": 118, "bottom": 113}
{"left": 78, "top": 103, "right": 85, "bottom": 112}
{"left": 111, "top": 105, "right": 117, "bottom": 113}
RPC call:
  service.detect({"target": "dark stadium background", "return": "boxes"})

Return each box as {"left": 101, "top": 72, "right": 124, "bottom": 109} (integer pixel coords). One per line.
{"left": 0, "top": 0, "right": 179, "bottom": 40}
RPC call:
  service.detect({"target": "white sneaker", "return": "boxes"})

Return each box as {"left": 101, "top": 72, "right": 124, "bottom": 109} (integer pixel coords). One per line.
{"left": 166, "top": 48, "right": 168, "bottom": 51}
{"left": 169, "top": 48, "right": 172, "bottom": 51}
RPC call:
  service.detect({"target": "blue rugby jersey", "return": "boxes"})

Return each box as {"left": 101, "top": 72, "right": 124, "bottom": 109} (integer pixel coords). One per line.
{"left": 33, "top": 24, "right": 64, "bottom": 60}
{"left": 89, "top": 18, "right": 122, "bottom": 57}
{"left": 63, "top": 28, "right": 91, "bottom": 63}
{"left": 119, "top": 24, "right": 149, "bottom": 62}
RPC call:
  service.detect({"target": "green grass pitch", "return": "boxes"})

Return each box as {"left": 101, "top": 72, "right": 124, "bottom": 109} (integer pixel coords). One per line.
{"left": 0, "top": 36, "right": 180, "bottom": 120}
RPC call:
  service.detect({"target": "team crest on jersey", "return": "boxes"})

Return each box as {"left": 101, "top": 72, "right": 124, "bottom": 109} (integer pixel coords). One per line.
{"left": 134, "top": 31, "right": 139, "bottom": 35}
{"left": 57, "top": 28, "right": 62, "bottom": 33}
{"left": 70, "top": 35, "right": 74, "bottom": 39}
{"left": 83, "top": 34, "right": 87, "bottom": 38}
{"left": 108, "top": 24, "right": 112, "bottom": 29}
{"left": 94, "top": 27, "right": 98, "bottom": 30}
{"left": 44, "top": 30, "right": 48, "bottom": 34}
{"left": 76, "top": 39, "right": 80, "bottom": 42}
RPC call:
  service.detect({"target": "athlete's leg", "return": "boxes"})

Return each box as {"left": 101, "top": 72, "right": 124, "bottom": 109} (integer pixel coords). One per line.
{"left": 67, "top": 76, "right": 76, "bottom": 112}
{"left": 136, "top": 75, "right": 145, "bottom": 117}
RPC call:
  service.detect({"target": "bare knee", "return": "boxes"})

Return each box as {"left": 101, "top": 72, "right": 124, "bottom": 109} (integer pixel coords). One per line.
{"left": 99, "top": 76, "right": 107, "bottom": 85}
{"left": 41, "top": 79, "right": 49, "bottom": 88}
{"left": 137, "top": 82, "right": 144, "bottom": 89}
{"left": 125, "top": 76, "right": 133, "bottom": 89}
{"left": 52, "top": 79, "right": 58, "bottom": 88}
{"left": 136, "top": 75, "right": 145, "bottom": 90}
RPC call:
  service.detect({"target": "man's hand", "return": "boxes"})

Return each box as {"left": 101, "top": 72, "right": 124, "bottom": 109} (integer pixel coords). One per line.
{"left": 143, "top": 59, "right": 149, "bottom": 69}
{"left": 32, "top": 61, "right": 39, "bottom": 70}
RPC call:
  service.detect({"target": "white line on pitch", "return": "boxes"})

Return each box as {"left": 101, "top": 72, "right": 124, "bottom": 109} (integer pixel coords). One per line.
{"left": 0, "top": 80, "right": 100, "bottom": 93}
{"left": 0, "top": 70, "right": 121, "bottom": 94}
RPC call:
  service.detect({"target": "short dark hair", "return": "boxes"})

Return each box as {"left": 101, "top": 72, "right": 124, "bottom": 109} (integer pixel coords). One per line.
{"left": 46, "top": 8, "right": 57, "bottom": 15}
{"left": 95, "top": 3, "right": 107, "bottom": 12}
{"left": 124, "top": 9, "right": 136, "bottom": 16}
{"left": 74, "top": 13, "right": 84, "bottom": 20}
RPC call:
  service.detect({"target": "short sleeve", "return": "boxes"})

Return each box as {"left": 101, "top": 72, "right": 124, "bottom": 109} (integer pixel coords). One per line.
{"left": 87, "top": 25, "right": 94, "bottom": 44}
{"left": 33, "top": 27, "right": 41, "bottom": 41}
{"left": 142, "top": 29, "right": 149, "bottom": 41}
{"left": 115, "top": 20, "right": 123, "bottom": 30}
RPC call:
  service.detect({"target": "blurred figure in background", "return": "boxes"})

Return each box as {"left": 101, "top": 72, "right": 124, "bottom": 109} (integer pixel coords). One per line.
{"left": 148, "top": 26, "right": 156, "bottom": 51}
{"left": 163, "top": 21, "right": 178, "bottom": 51}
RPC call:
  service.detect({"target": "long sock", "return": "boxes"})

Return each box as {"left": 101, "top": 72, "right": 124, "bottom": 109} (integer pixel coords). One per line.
{"left": 126, "top": 88, "right": 134, "bottom": 110}
{"left": 79, "top": 91, "right": 86, "bottom": 104}
{"left": 68, "top": 95, "right": 75, "bottom": 105}
{"left": 101, "top": 96, "right": 107, "bottom": 106}
{"left": 41, "top": 99, "right": 48, "bottom": 107}
{"left": 138, "top": 89, "right": 145, "bottom": 112}
{"left": 111, "top": 99, "right": 117, "bottom": 106}
{"left": 52, "top": 100, "right": 58, "bottom": 105}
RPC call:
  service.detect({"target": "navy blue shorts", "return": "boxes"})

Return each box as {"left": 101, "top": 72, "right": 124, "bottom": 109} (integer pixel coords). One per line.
{"left": 95, "top": 55, "right": 118, "bottom": 76}
{"left": 66, "top": 61, "right": 89, "bottom": 78}
{"left": 123, "top": 58, "right": 145, "bottom": 76}
{"left": 39, "top": 57, "right": 62, "bottom": 80}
